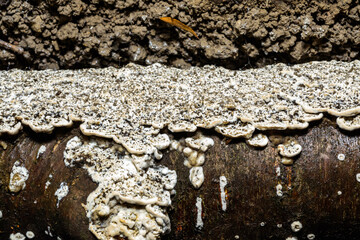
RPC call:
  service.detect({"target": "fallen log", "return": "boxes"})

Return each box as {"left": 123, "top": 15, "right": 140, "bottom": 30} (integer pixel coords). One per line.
{"left": 0, "top": 61, "right": 360, "bottom": 240}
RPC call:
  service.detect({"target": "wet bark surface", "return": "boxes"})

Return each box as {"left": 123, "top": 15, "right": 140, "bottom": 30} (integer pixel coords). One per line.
{"left": 1, "top": 119, "right": 360, "bottom": 239}
{"left": 0, "top": 0, "right": 359, "bottom": 70}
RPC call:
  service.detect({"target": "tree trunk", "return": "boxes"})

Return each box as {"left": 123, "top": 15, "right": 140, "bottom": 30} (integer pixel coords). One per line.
{"left": 1, "top": 118, "right": 360, "bottom": 240}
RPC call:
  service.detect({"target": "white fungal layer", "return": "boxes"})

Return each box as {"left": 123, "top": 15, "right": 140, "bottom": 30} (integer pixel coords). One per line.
{"left": 278, "top": 140, "right": 302, "bottom": 158}
{"left": 45, "top": 226, "right": 53, "bottom": 237}
{"left": 64, "top": 137, "right": 177, "bottom": 240}
{"left": 195, "top": 197, "right": 203, "bottom": 230}
{"left": 276, "top": 184, "right": 283, "bottom": 197}
{"left": 45, "top": 174, "right": 53, "bottom": 190}
{"left": 189, "top": 167, "right": 204, "bottom": 189}
{"left": 54, "top": 182, "right": 69, "bottom": 208}
{"left": 179, "top": 133, "right": 214, "bottom": 188}
{"left": 0, "top": 61, "right": 359, "bottom": 145}
{"left": 246, "top": 134, "right": 268, "bottom": 147}
{"left": 0, "top": 140, "right": 7, "bottom": 149}
{"left": 356, "top": 173, "right": 360, "bottom": 182}
{"left": 307, "top": 233, "right": 316, "bottom": 239}
{"left": 9, "top": 233, "right": 26, "bottom": 240}
{"left": 291, "top": 221, "right": 303, "bottom": 232}
{"left": 337, "top": 153, "right": 345, "bottom": 161}
{"left": 219, "top": 176, "right": 228, "bottom": 211}
{"left": 37, "top": 145, "right": 46, "bottom": 159}
{"left": 1, "top": 61, "right": 359, "bottom": 240}
{"left": 0, "top": 210, "right": 2, "bottom": 218}
{"left": 9, "top": 161, "right": 29, "bottom": 193}
{"left": 26, "top": 231, "right": 35, "bottom": 239}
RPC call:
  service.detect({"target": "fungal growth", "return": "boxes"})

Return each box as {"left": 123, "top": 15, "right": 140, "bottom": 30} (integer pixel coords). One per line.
{"left": 64, "top": 136, "right": 177, "bottom": 240}
{"left": 278, "top": 140, "right": 302, "bottom": 158}
{"left": 291, "top": 221, "right": 303, "bottom": 232}
{"left": 0, "top": 61, "right": 360, "bottom": 239}
{"left": 278, "top": 139, "right": 302, "bottom": 166}
{"left": 219, "top": 176, "right": 228, "bottom": 211}
{"left": 8, "top": 161, "right": 29, "bottom": 193}
{"left": 172, "top": 133, "right": 214, "bottom": 188}
{"left": 246, "top": 133, "right": 269, "bottom": 147}
{"left": 37, "top": 145, "right": 46, "bottom": 159}
{"left": 195, "top": 197, "right": 203, "bottom": 230}
{"left": 54, "top": 182, "right": 69, "bottom": 208}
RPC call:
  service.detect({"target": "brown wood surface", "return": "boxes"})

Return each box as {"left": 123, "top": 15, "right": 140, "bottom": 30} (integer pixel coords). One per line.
{"left": 1, "top": 119, "right": 360, "bottom": 240}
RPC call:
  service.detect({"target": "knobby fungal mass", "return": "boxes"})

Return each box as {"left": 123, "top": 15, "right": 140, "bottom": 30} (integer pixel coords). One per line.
{"left": 1, "top": 60, "right": 360, "bottom": 240}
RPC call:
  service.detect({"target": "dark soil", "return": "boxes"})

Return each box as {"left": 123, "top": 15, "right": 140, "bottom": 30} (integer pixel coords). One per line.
{"left": 0, "top": 0, "right": 359, "bottom": 70}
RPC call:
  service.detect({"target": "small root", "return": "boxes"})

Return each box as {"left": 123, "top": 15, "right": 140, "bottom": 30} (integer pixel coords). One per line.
{"left": 0, "top": 39, "right": 24, "bottom": 55}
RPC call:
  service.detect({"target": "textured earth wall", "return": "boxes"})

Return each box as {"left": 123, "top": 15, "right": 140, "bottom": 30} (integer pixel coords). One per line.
{"left": 0, "top": 0, "right": 360, "bottom": 70}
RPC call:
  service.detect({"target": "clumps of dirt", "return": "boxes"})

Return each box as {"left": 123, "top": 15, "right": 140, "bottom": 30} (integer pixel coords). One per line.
{"left": 0, "top": 0, "right": 359, "bottom": 70}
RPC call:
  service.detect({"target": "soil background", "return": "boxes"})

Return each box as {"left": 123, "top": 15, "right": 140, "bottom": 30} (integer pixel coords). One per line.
{"left": 0, "top": 0, "right": 360, "bottom": 70}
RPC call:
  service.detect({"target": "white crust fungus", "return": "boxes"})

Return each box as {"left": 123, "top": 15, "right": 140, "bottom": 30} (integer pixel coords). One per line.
{"left": 219, "top": 176, "right": 228, "bottom": 211}
{"left": 278, "top": 140, "right": 302, "bottom": 158}
{"left": 174, "top": 133, "right": 214, "bottom": 189}
{"left": 64, "top": 137, "right": 177, "bottom": 240}
{"left": 9, "top": 233, "right": 26, "bottom": 240}
{"left": 26, "top": 231, "right": 35, "bottom": 239}
{"left": 195, "top": 197, "right": 203, "bottom": 230}
{"left": 8, "top": 161, "right": 29, "bottom": 193}
{"left": 54, "top": 182, "right": 69, "bottom": 208}
{"left": 1, "top": 61, "right": 360, "bottom": 240}
{"left": 307, "top": 233, "right": 316, "bottom": 239}
{"left": 246, "top": 134, "right": 269, "bottom": 147}
{"left": 281, "top": 157, "right": 294, "bottom": 166}
{"left": 189, "top": 167, "right": 204, "bottom": 189}
{"left": 337, "top": 153, "right": 345, "bottom": 161}
{"left": 291, "top": 221, "right": 303, "bottom": 232}
{"left": 0, "top": 61, "right": 359, "bottom": 143}
{"left": 37, "top": 145, "right": 46, "bottom": 159}
{"left": 356, "top": 173, "right": 360, "bottom": 182}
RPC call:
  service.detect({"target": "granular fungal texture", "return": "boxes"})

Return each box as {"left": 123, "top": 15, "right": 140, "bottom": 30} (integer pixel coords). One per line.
{"left": 0, "top": 61, "right": 359, "bottom": 150}
{"left": 64, "top": 136, "right": 177, "bottom": 240}
{"left": 0, "top": 0, "right": 359, "bottom": 70}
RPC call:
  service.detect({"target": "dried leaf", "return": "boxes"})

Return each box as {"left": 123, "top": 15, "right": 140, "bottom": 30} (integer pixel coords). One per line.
{"left": 160, "top": 17, "right": 199, "bottom": 39}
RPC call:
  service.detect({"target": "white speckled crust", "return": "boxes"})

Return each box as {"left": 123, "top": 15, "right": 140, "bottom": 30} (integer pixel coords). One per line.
{"left": 337, "top": 115, "right": 360, "bottom": 131}
{"left": 1, "top": 61, "right": 359, "bottom": 239}
{"left": 64, "top": 137, "right": 177, "bottom": 240}
{"left": 54, "top": 182, "right": 69, "bottom": 208}
{"left": 8, "top": 161, "right": 29, "bottom": 193}
{"left": 278, "top": 140, "right": 302, "bottom": 158}
{"left": 0, "top": 61, "right": 359, "bottom": 145}
{"left": 246, "top": 134, "right": 269, "bottom": 147}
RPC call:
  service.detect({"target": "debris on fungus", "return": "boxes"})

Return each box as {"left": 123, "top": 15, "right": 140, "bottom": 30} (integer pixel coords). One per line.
{"left": 160, "top": 17, "right": 199, "bottom": 39}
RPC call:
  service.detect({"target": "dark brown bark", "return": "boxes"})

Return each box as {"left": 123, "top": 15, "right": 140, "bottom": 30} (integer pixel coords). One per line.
{"left": 1, "top": 118, "right": 360, "bottom": 240}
